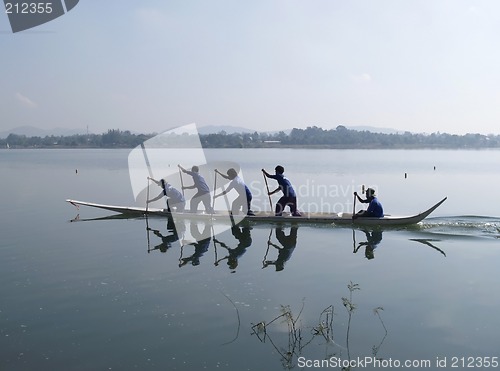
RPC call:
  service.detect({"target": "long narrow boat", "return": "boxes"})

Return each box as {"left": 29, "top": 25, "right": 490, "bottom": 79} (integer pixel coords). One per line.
{"left": 66, "top": 197, "right": 447, "bottom": 226}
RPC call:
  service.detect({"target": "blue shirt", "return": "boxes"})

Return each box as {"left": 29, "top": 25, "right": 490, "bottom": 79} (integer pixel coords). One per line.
{"left": 186, "top": 170, "right": 210, "bottom": 194}
{"left": 269, "top": 173, "right": 296, "bottom": 198}
{"left": 163, "top": 184, "right": 185, "bottom": 203}
{"left": 366, "top": 197, "right": 384, "bottom": 217}
{"left": 226, "top": 176, "right": 252, "bottom": 199}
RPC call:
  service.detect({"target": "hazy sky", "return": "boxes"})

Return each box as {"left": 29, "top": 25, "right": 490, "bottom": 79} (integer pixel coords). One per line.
{"left": 2, "top": 0, "right": 500, "bottom": 135}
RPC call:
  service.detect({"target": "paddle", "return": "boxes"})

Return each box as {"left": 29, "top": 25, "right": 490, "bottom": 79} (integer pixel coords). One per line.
{"left": 213, "top": 169, "right": 235, "bottom": 226}
{"left": 146, "top": 177, "right": 150, "bottom": 214}
{"left": 262, "top": 170, "right": 273, "bottom": 212}
{"left": 211, "top": 224, "right": 218, "bottom": 265}
{"left": 212, "top": 169, "right": 218, "bottom": 212}
{"left": 145, "top": 177, "right": 151, "bottom": 252}
{"left": 262, "top": 228, "right": 273, "bottom": 268}
{"left": 141, "top": 143, "right": 154, "bottom": 178}
{"left": 352, "top": 192, "right": 356, "bottom": 219}
{"left": 352, "top": 184, "right": 365, "bottom": 219}
{"left": 141, "top": 142, "right": 154, "bottom": 250}
{"left": 178, "top": 166, "right": 185, "bottom": 196}
{"left": 221, "top": 184, "right": 235, "bottom": 226}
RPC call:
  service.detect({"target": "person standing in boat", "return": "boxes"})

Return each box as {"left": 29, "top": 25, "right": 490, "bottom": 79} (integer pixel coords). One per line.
{"left": 262, "top": 165, "right": 301, "bottom": 217}
{"left": 147, "top": 177, "right": 185, "bottom": 212}
{"left": 213, "top": 168, "right": 255, "bottom": 216}
{"left": 353, "top": 188, "right": 383, "bottom": 218}
{"left": 178, "top": 165, "right": 214, "bottom": 214}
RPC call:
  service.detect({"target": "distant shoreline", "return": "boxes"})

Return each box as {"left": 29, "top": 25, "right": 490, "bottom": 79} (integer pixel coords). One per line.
{"left": 3, "top": 144, "right": 499, "bottom": 150}
{"left": 2, "top": 126, "right": 500, "bottom": 149}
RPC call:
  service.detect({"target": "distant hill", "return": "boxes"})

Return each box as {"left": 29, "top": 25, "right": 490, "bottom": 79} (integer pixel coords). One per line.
{"left": 0, "top": 126, "right": 87, "bottom": 139}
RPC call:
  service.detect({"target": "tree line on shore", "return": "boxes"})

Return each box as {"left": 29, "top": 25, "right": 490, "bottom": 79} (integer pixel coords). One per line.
{"left": 2, "top": 126, "right": 500, "bottom": 149}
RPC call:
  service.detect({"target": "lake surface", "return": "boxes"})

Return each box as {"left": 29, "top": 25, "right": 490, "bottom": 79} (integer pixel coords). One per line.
{"left": 1, "top": 148, "right": 499, "bottom": 370}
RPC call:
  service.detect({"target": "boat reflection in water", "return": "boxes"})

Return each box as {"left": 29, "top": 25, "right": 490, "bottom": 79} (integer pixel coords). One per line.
{"left": 351, "top": 228, "right": 446, "bottom": 260}
{"left": 70, "top": 212, "right": 447, "bottom": 268}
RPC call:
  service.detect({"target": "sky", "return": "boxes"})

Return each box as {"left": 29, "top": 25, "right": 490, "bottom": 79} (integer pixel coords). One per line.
{"left": 1, "top": 0, "right": 500, "bottom": 135}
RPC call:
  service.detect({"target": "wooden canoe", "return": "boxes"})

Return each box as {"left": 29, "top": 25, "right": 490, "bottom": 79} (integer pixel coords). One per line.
{"left": 66, "top": 197, "right": 447, "bottom": 226}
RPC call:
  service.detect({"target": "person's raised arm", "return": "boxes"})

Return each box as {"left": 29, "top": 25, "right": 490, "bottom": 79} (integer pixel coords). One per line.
{"left": 148, "top": 177, "right": 161, "bottom": 186}
{"left": 215, "top": 169, "right": 230, "bottom": 180}
{"left": 354, "top": 191, "right": 368, "bottom": 203}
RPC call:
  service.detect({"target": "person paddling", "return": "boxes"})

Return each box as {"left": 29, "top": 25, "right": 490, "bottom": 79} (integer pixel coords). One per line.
{"left": 147, "top": 177, "right": 185, "bottom": 212}
{"left": 353, "top": 188, "right": 383, "bottom": 218}
{"left": 178, "top": 165, "right": 214, "bottom": 214}
{"left": 262, "top": 165, "right": 301, "bottom": 217}
{"left": 214, "top": 168, "right": 255, "bottom": 216}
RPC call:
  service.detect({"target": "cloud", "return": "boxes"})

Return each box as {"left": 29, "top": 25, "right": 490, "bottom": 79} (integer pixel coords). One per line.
{"left": 16, "top": 93, "right": 38, "bottom": 108}
{"left": 352, "top": 73, "right": 373, "bottom": 84}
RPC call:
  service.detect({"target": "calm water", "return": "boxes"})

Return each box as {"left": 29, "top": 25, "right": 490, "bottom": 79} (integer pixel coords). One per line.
{"left": 1, "top": 149, "right": 499, "bottom": 370}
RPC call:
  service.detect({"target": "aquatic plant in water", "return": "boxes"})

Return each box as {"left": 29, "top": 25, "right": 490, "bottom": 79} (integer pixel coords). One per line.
{"left": 251, "top": 282, "right": 387, "bottom": 370}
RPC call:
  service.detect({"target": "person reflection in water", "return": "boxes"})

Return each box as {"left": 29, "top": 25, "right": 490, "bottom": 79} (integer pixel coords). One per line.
{"left": 354, "top": 229, "right": 382, "bottom": 260}
{"left": 214, "top": 225, "right": 253, "bottom": 272}
{"left": 179, "top": 222, "right": 212, "bottom": 267}
{"left": 263, "top": 226, "right": 298, "bottom": 271}
{"left": 147, "top": 226, "right": 179, "bottom": 253}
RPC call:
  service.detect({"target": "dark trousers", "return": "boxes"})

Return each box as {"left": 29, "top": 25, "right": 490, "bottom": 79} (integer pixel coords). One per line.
{"left": 275, "top": 196, "right": 300, "bottom": 216}
{"left": 231, "top": 194, "right": 252, "bottom": 215}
